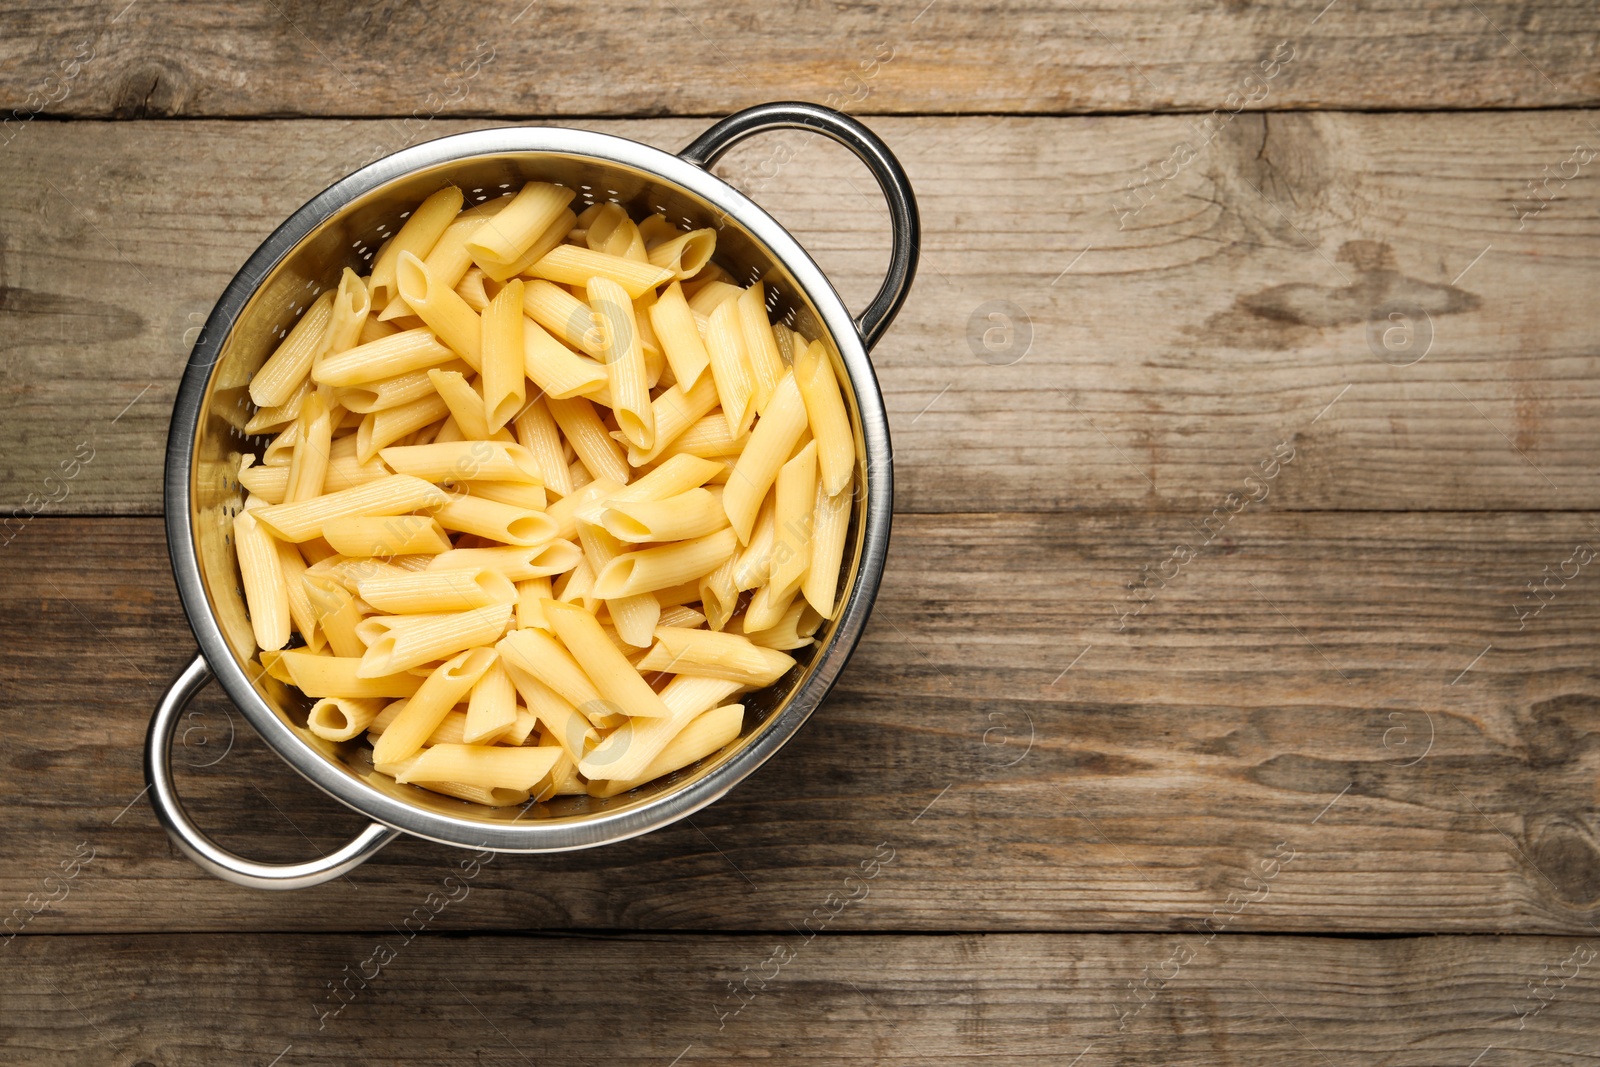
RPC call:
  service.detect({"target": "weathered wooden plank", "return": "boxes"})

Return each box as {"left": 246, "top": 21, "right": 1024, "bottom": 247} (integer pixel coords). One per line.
{"left": 3, "top": 113, "right": 1598, "bottom": 515}
{"left": 4, "top": 932, "right": 1597, "bottom": 1064}
{"left": 1, "top": 0, "right": 1597, "bottom": 118}
{"left": 5, "top": 514, "right": 1598, "bottom": 934}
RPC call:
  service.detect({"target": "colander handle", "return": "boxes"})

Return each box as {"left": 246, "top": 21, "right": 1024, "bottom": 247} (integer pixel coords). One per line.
{"left": 680, "top": 101, "right": 920, "bottom": 351}
{"left": 145, "top": 653, "right": 402, "bottom": 890}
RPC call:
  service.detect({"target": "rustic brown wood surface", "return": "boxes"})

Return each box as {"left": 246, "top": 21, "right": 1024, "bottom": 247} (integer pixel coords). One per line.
{"left": 5, "top": 112, "right": 1600, "bottom": 515}
{"left": 1, "top": 0, "right": 1598, "bottom": 116}
{"left": 4, "top": 1, "right": 1600, "bottom": 1062}
{"left": 6, "top": 933, "right": 1599, "bottom": 1065}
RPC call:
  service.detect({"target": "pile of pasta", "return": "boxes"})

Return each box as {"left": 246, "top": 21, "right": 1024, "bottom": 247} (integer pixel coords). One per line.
{"left": 232, "top": 182, "right": 856, "bottom": 807}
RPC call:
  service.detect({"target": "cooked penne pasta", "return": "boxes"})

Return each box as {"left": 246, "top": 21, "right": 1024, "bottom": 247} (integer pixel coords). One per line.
{"left": 249, "top": 290, "right": 336, "bottom": 408}
{"left": 380, "top": 440, "right": 543, "bottom": 484}
{"left": 370, "top": 647, "right": 498, "bottom": 765}
{"left": 368, "top": 186, "right": 466, "bottom": 310}
{"left": 794, "top": 339, "right": 854, "bottom": 496}
{"left": 637, "top": 628, "right": 796, "bottom": 687}
{"left": 721, "top": 371, "right": 807, "bottom": 543}
{"left": 737, "top": 284, "right": 785, "bottom": 414}
{"left": 588, "top": 276, "right": 654, "bottom": 450}
{"left": 528, "top": 244, "right": 674, "bottom": 298}
{"left": 397, "top": 252, "right": 483, "bottom": 369}
{"left": 705, "top": 298, "right": 755, "bottom": 437}
{"left": 803, "top": 481, "right": 852, "bottom": 618}
{"left": 307, "top": 696, "right": 386, "bottom": 742}
{"left": 231, "top": 193, "right": 866, "bottom": 808}
{"left": 601, "top": 487, "right": 727, "bottom": 543}
{"left": 587, "top": 703, "right": 744, "bottom": 797}
{"left": 357, "top": 604, "right": 512, "bottom": 678}
{"left": 480, "top": 278, "right": 527, "bottom": 432}
{"left": 592, "top": 527, "right": 738, "bottom": 599}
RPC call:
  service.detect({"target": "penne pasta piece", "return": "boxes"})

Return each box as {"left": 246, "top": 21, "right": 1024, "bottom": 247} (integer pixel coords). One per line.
{"left": 480, "top": 207, "right": 575, "bottom": 283}
{"left": 465, "top": 479, "right": 546, "bottom": 512}
{"left": 480, "top": 278, "right": 527, "bottom": 433}
{"left": 588, "top": 276, "right": 654, "bottom": 450}
{"left": 379, "top": 197, "right": 512, "bottom": 319}
{"left": 521, "top": 278, "right": 605, "bottom": 358}
{"left": 368, "top": 186, "right": 466, "bottom": 310}
{"left": 733, "top": 493, "right": 777, "bottom": 591}
{"left": 307, "top": 696, "right": 386, "bottom": 742}
{"left": 608, "top": 592, "right": 661, "bottom": 648}
{"left": 733, "top": 597, "right": 822, "bottom": 651}
{"left": 380, "top": 440, "right": 543, "bottom": 485}
{"left": 465, "top": 661, "right": 518, "bottom": 744}
{"left": 601, "top": 487, "right": 727, "bottom": 543}
{"left": 234, "top": 509, "right": 290, "bottom": 652}
{"left": 251, "top": 474, "right": 447, "bottom": 542}
{"left": 454, "top": 267, "right": 492, "bottom": 312}
{"left": 319, "top": 269, "right": 372, "bottom": 367}
{"left": 515, "top": 575, "right": 554, "bottom": 630}
{"left": 656, "top": 603, "right": 708, "bottom": 629}
{"left": 370, "top": 647, "right": 498, "bottom": 765}
{"left": 358, "top": 566, "right": 516, "bottom": 614}
{"left": 276, "top": 539, "right": 324, "bottom": 653}
{"left": 497, "top": 628, "right": 608, "bottom": 724}
{"left": 542, "top": 599, "right": 672, "bottom": 719}
{"left": 743, "top": 579, "right": 798, "bottom": 634}
{"left": 547, "top": 478, "right": 623, "bottom": 541}
{"left": 304, "top": 576, "right": 367, "bottom": 658}
{"left": 356, "top": 393, "right": 451, "bottom": 463}
{"left": 722, "top": 370, "right": 807, "bottom": 543}
{"left": 502, "top": 666, "right": 597, "bottom": 764}
{"left": 428, "top": 542, "right": 581, "bottom": 582}
{"left": 737, "top": 283, "right": 785, "bottom": 414}
{"left": 396, "top": 251, "right": 483, "bottom": 369}
{"left": 803, "top": 482, "right": 852, "bottom": 619}
{"left": 512, "top": 397, "right": 575, "bottom": 495}
{"left": 314, "top": 328, "right": 455, "bottom": 387}
{"left": 646, "top": 228, "right": 716, "bottom": 280}
{"left": 637, "top": 628, "right": 796, "bottom": 687}
{"left": 356, "top": 604, "right": 511, "bottom": 678}
{"left": 647, "top": 281, "right": 712, "bottom": 393}
{"left": 527, "top": 244, "right": 674, "bottom": 299}
{"left": 522, "top": 317, "right": 610, "bottom": 399}
{"left": 592, "top": 527, "right": 738, "bottom": 599}
{"left": 768, "top": 440, "right": 817, "bottom": 600}
{"left": 625, "top": 370, "right": 719, "bottom": 467}
{"left": 466, "top": 182, "right": 576, "bottom": 267}
{"left": 546, "top": 395, "right": 630, "bottom": 485}
{"left": 249, "top": 290, "right": 336, "bottom": 408}
{"left": 431, "top": 494, "right": 556, "bottom": 546}
{"left": 705, "top": 298, "right": 755, "bottom": 437}
{"left": 584, "top": 203, "right": 647, "bottom": 261}
{"left": 794, "top": 339, "right": 854, "bottom": 496}
{"left": 395, "top": 742, "right": 561, "bottom": 791}
{"left": 284, "top": 391, "right": 333, "bottom": 503}
{"left": 334, "top": 359, "right": 468, "bottom": 414}
{"left": 578, "top": 675, "right": 742, "bottom": 781}
{"left": 686, "top": 279, "right": 742, "bottom": 316}
{"left": 426, "top": 369, "right": 504, "bottom": 442}
{"left": 698, "top": 553, "right": 738, "bottom": 632}
{"left": 654, "top": 412, "right": 749, "bottom": 462}
{"left": 581, "top": 454, "right": 723, "bottom": 523}
{"left": 277, "top": 651, "right": 425, "bottom": 698}
{"left": 588, "top": 703, "right": 744, "bottom": 797}
{"left": 320, "top": 515, "right": 451, "bottom": 557}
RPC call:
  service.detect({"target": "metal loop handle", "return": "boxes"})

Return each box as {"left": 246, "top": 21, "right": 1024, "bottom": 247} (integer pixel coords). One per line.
{"left": 680, "top": 101, "right": 920, "bottom": 351}
{"left": 145, "top": 653, "right": 401, "bottom": 890}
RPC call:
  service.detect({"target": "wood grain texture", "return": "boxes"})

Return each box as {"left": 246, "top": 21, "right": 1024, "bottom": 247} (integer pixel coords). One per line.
{"left": 5, "top": 515, "right": 1598, "bottom": 934}
{"left": 4, "top": 113, "right": 1599, "bottom": 515}
{"left": 1, "top": 1, "right": 1598, "bottom": 117}
{"left": 5, "top": 932, "right": 1598, "bottom": 1064}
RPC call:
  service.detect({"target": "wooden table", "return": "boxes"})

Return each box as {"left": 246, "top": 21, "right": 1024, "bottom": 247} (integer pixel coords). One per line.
{"left": 4, "top": 2, "right": 1599, "bottom": 1063}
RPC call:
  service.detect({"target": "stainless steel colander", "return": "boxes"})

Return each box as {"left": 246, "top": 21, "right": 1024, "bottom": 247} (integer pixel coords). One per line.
{"left": 146, "top": 102, "right": 918, "bottom": 889}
